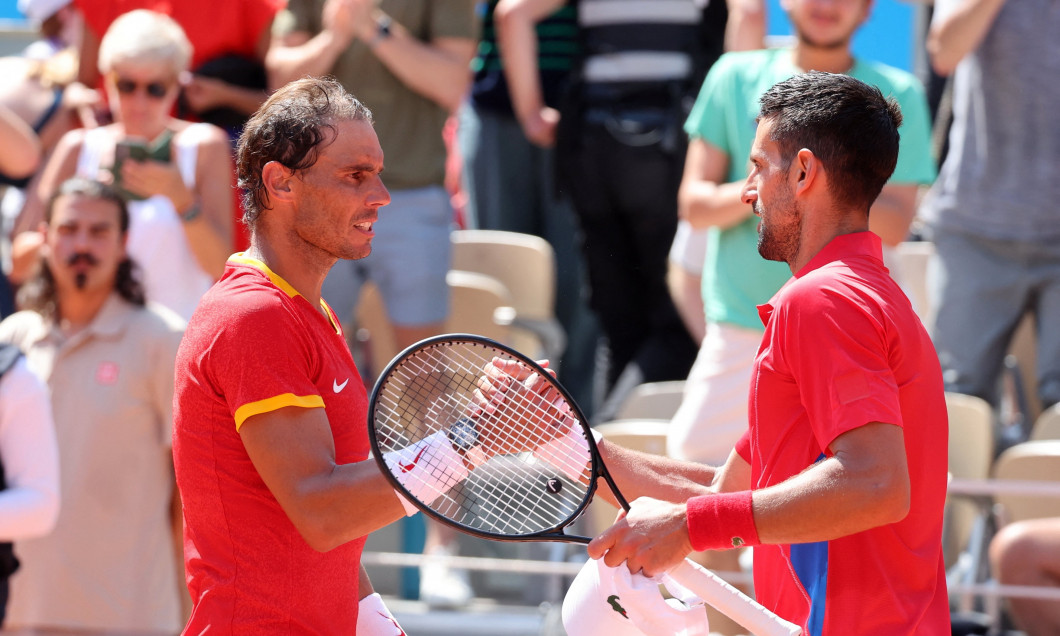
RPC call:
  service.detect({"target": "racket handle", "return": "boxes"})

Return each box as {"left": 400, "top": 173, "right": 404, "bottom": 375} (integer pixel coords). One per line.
{"left": 669, "top": 559, "right": 802, "bottom": 636}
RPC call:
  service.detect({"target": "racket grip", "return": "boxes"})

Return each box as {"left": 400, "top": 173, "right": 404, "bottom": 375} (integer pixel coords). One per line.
{"left": 669, "top": 559, "right": 802, "bottom": 636}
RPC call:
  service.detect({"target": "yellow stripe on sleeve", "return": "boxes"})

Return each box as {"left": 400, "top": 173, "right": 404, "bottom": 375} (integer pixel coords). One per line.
{"left": 234, "top": 393, "right": 326, "bottom": 431}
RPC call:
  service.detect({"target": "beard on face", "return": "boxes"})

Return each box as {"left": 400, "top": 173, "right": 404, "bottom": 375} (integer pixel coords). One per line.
{"left": 67, "top": 252, "right": 98, "bottom": 290}
{"left": 755, "top": 194, "right": 802, "bottom": 264}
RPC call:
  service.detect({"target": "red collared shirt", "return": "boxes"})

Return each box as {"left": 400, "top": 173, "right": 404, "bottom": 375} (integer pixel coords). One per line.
{"left": 174, "top": 255, "right": 369, "bottom": 633}
{"left": 737, "top": 232, "right": 950, "bottom": 636}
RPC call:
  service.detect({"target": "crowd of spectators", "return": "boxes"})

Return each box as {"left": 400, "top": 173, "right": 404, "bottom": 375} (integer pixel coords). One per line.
{"left": 0, "top": 0, "right": 1056, "bottom": 633}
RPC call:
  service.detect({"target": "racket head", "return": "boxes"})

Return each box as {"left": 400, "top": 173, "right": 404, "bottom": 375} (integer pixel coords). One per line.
{"left": 368, "top": 334, "right": 603, "bottom": 543}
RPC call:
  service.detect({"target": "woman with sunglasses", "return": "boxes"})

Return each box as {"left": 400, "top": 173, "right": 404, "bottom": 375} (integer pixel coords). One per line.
{"left": 16, "top": 9, "right": 233, "bottom": 321}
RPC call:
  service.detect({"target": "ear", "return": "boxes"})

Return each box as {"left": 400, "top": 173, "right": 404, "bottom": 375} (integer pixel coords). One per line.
{"left": 792, "top": 148, "right": 821, "bottom": 197}
{"left": 860, "top": 0, "right": 875, "bottom": 27}
{"left": 262, "top": 161, "right": 297, "bottom": 204}
{"left": 36, "top": 222, "right": 50, "bottom": 259}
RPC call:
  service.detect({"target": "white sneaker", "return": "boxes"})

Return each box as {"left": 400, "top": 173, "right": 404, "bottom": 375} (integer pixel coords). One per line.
{"left": 419, "top": 546, "right": 473, "bottom": 608}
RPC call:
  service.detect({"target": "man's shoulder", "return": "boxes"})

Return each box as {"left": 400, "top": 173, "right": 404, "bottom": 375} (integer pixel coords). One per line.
{"left": 0, "top": 310, "right": 46, "bottom": 348}
{"left": 198, "top": 268, "right": 295, "bottom": 320}
{"left": 711, "top": 49, "right": 785, "bottom": 81}
{"left": 136, "top": 302, "right": 188, "bottom": 335}
{"left": 186, "top": 270, "right": 303, "bottom": 349}
{"left": 99, "top": 301, "right": 186, "bottom": 361}
{"left": 0, "top": 310, "right": 45, "bottom": 330}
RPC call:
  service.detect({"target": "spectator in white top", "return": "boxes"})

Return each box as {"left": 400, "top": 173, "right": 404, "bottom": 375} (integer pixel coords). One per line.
{"left": 0, "top": 345, "right": 59, "bottom": 627}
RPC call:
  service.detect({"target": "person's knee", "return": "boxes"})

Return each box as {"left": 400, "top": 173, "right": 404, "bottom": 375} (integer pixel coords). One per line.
{"left": 991, "top": 521, "right": 1054, "bottom": 584}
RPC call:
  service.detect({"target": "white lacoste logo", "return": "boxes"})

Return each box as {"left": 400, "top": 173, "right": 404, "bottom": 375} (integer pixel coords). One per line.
{"left": 333, "top": 378, "right": 349, "bottom": 393}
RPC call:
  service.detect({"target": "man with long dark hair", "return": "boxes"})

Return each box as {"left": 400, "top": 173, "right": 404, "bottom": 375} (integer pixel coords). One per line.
{"left": 0, "top": 178, "right": 186, "bottom": 634}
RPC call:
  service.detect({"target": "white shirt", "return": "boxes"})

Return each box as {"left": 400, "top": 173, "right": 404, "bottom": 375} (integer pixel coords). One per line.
{"left": 0, "top": 356, "right": 59, "bottom": 540}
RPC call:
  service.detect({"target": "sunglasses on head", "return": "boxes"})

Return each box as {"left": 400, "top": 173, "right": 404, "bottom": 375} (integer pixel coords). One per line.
{"left": 113, "top": 77, "right": 171, "bottom": 99}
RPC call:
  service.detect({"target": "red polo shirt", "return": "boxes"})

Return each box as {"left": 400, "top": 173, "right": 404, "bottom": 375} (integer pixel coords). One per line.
{"left": 173, "top": 255, "right": 369, "bottom": 633}
{"left": 738, "top": 232, "right": 949, "bottom": 636}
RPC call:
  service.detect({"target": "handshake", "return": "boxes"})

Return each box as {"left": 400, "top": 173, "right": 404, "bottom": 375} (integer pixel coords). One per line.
{"left": 382, "top": 356, "right": 598, "bottom": 508}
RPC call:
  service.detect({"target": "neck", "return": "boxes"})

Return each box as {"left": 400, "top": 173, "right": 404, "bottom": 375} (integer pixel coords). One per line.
{"left": 790, "top": 41, "right": 855, "bottom": 75}
{"left": 56, "top": 287, "right": 111, "bottom": 333}
{"left": 120, "top": 120, "right": 170, "bottom": 142}
{"left": 789, "top": 209, "right": 868, "bottom": 273}
{"left": 246, "top": 228, "right": 335, "bottom": 314}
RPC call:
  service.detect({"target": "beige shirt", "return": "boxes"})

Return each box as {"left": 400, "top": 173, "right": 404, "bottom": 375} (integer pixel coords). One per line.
{"left": 0, "top": 295, "right": 185, "bottom": 634}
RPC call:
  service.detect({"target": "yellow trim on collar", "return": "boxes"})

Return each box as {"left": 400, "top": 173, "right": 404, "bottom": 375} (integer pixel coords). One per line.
{"left": 234, "top": 393, "right": 326, "bottom": 431}
{"left": 227, "top": 253, "right": 341, "bottom": 334}
{"left": 228, "top": 253, "right": 301, "bottom": 299}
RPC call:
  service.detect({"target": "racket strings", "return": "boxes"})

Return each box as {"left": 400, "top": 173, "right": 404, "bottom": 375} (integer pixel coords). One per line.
{"left": 374, "top": 341, "right": 593, "bottom": 535}
{"left": 387, "top": 345, "right": 586, "bottom": 532}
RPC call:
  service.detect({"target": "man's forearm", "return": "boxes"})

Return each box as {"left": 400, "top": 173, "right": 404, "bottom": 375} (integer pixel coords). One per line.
{"left": 366, "top": 19, "right": 473, "bottom": 112}
{"left": 868, "top": 184, "right": 918, "bottom": 247}
{"left": 679, "top": 179, "right": 755, "bottom": 230}
{"left": 267, "top": 31, "right": 352, "bottom": 91}
{"left": 596, "top": 440, "right": 716, "bottom": 506}
{"left": 927, "top": 0, "right": 1007, "bottom": 76}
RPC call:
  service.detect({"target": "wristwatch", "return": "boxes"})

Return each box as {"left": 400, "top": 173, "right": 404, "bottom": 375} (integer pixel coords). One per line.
{"left": 179, "top": 202, "right": 203, "bottom": 223}
{"left": 446, "top": 417, "right": 480, "bottom": 451}
{"left": 368, "top": 14, "right": 393, "bottom": 48}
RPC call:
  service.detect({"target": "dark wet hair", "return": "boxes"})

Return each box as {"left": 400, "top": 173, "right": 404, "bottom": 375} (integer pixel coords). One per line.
{"left": 236, "top": 76, "right": 373, "bottom": 228}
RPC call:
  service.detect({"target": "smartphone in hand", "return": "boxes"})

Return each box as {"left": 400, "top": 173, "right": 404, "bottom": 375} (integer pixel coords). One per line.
{"left": 112, "top": 139, "right": 151, "bottom": 201}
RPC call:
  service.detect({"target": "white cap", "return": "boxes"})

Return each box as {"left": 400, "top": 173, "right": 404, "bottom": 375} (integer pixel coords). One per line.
{"left": 18, "top": 0, "right": 72, "bottom": 22}
{"left": 562, "top": 558, "right": 710, "bottom": 636}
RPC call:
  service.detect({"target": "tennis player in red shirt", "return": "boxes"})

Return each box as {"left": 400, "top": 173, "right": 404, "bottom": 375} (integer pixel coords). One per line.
{"left": 587, "top": 72, "right": 950, "bottom": 635}
{"left": 173, "top": 77, "right": 412, "bottom": 634}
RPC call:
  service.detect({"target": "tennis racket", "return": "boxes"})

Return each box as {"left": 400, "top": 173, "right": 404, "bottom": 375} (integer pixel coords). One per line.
{"left": 368, "top": 334, "right": 801, "bottom": 636}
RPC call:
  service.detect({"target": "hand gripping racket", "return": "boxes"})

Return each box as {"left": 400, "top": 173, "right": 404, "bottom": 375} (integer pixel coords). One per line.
{"left": 368, "top": 334, "right": 801, "bottom": 636}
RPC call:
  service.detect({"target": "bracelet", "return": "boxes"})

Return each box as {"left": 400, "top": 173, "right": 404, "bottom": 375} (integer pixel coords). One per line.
{"left": 179, "top": 202, "right": 203, "bottom": 223}
{"left": 686, "top": 490, "right": 760, "bottom": 551}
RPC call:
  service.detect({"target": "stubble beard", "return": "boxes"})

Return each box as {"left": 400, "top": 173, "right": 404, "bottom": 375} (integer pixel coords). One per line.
{"left": 756, "top": 201, "right": 802, "bottom": 265}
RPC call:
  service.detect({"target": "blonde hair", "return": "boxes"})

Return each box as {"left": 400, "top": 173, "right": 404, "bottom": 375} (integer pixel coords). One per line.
{"left": 31, "top": 47, "right": 78, "bottom": 88}
{"left": 97, "top": 10, "right": 192, "bottom": 75}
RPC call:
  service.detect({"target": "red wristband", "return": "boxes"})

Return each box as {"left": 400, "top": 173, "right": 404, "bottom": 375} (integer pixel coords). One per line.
{"left": 686, "top": 490, "right": 760, "bottom": 551}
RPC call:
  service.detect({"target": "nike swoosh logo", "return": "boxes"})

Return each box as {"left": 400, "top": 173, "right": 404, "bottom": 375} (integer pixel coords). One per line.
{"left": 333, "top": 378, "right": 349, "bottom": 393}
{"left": 400, "top": 446, "right": 428, "bottom": 473}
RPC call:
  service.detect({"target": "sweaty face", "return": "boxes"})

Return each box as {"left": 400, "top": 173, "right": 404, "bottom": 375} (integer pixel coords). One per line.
{"left": 742, "top": 119, "right": 803, "bottom": 265}
{"left": 784, "top": 0, "right": 870, "bottom": 51}
{"left": 290, "top": 119, "right": 390, "bottom": 262}
{"left": 44, "top": 194, "right": 127, "bottom": 295}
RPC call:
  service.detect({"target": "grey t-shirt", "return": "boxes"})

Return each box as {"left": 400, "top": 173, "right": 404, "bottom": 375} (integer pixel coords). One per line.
{"left": 920, "top": 0, "right": 1060, "bottom": 242}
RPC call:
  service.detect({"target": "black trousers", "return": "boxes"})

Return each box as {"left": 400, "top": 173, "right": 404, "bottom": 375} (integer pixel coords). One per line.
{"left": 560, "top": 111, "right": 698, "bottom": 415}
